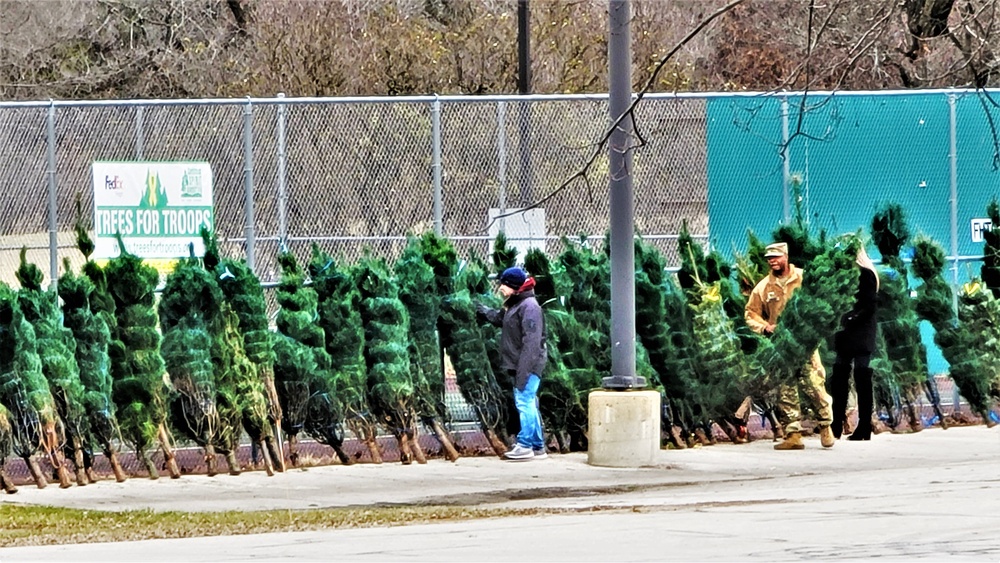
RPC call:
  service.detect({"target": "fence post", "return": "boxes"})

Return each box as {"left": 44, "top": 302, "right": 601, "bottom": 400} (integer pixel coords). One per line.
{"left": 781, "top": 95, "right": 791, "bottom": 223}
{"left": 47, "top": 101, "right": 58, "bottom": 289}
{"left": 948, "top": 93, "right": 959, "bottom": 306}
{"left": 432, "top": 96, "right": 443, "bottom": 236}
{"left": 276, "top": 93, "right": 288, "bottom": 251}
{"left": 135, "top": 105, "right": 145, "bottom": 159}
{"left": 497, "top": 100, "right": 507, "bottom": 233}
{"left": 243, "top": 98, "right": 256, "bottom": 274}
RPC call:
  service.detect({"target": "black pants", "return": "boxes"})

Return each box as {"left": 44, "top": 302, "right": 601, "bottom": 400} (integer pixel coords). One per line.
{"left": 831, "top": 353, "right": 872, "bottom": 438}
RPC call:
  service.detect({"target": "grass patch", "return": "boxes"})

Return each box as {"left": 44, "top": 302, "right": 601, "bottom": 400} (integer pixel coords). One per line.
{"left": 0, "top": 503, "right": 618, "bottom": 547}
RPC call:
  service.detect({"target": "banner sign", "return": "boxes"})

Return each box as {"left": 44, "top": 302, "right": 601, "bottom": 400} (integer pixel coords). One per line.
{"left": 91, "top": 161, "right": 214, "bottom": 260}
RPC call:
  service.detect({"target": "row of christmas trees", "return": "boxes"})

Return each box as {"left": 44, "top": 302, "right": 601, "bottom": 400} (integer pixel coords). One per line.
{"left": 1, "top": 194, "right": 998, "bottom": 492}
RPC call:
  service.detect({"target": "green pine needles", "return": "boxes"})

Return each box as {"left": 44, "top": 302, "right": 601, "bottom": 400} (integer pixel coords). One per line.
{"left": 393, "top": 237, "right": 460, "bottom": 461}
{"left": 105, "top": 235, "right": 179, "bottom": 479}
{"left": 159, "top": 251, "right": 224, "bottom": 474}
{"left": 309, "top": 245, "right": 382, "bottom": 464}
{"left": 59, "top": 257, "right": 127, "bottom": 482}
{"left": 17, "top": 248, "right": 90, "bottom": 485}
{"left": 355, "top": 255, "right": 425, "bottom": 464}
{"left": 275, "top": 250, "right": 351, "bottom": 465}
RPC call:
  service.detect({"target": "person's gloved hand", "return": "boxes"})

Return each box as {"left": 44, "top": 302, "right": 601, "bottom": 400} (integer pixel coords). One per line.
{"left": 475, "top": 302, "right": 490, "bottom": 319}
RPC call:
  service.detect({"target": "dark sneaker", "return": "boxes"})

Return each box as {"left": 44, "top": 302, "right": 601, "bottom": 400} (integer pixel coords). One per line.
{"left": 532, "top": 448, "right": 548, "bottom": 460}
{"left": 504, "top": 444, "right": 534, "bottom": 461}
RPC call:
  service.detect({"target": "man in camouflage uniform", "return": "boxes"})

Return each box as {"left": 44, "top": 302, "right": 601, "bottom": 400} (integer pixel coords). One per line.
{"left": 745, "top": 242, "right": 835, "bottom": 450}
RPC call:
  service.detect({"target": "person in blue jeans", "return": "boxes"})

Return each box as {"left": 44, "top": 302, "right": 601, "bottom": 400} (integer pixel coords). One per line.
{"left": 477, "top": 266, "right": 548, "bottom": 461}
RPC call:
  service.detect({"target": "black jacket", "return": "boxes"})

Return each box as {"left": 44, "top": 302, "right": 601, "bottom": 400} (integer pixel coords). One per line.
{"left": 834, "top": 268, "right": 879, "bottom": 357}
{"left": 481, "top": 289, "right": 547, "bottom": 390}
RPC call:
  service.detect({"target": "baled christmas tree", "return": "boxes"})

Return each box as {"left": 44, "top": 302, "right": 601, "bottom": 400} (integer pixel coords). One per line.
{"left": 0, "top": 404, "right": 15, "bottom": 493}
{"left": 105, "top": 235, "right": 180, "bottom": 479}
{"left": 310, "top": 246, "right": 383, "bottom": 463}
{"left": 525, "top": 247, "right": 594, "bottom": 452}
{"left": 425, "top": 233, "right": 508, "bottom": 458}
{"left": 202, "top": 229, "right": 284, "bottom": 472}
{"left": 16, "top": 248, "right": 89, "bottom": 485}
{"left": 0, "top": 283, "right": 71, "bottom": 488}
{"left": 274, "top": 251, "right": 351, "bottom": 465}
{"left": 393, "top": 237, "right": 460, "bottom": 461}
{"left": 159, "top": 250, "right": 224, "bottom": 475}
{"left": 870, "top": 202, "right": 945, "bottom": 430}
{"left": 59, "top": 256, "right": 128, "bottom": 483}
{"left": 913, "top": 236, "right": 997, "bottom": 426}
{"left": 355, "top": 255, "right": 426, "bottom": 464}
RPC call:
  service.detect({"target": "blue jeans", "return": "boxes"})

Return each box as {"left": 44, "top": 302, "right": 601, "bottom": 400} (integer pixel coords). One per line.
{"left": 514, "top": 374, "right": 545, "bottom": 450}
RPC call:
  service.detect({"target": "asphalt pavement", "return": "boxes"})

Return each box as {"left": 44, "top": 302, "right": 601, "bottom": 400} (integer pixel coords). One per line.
{"left": 2, "top": 425, "right": 998, "bottom": 561}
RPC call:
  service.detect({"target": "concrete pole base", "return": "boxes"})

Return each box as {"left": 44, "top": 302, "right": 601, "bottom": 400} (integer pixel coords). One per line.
{"left": 587, "top": 390, "right": 661, "bottom": 467}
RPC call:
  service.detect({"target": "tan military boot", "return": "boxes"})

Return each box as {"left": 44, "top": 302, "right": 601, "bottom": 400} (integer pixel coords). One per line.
{"left": 773, "top": 432, "right": 804, "bottom": 450}
{"left": 819, "top": 425, "right": 835, "bottom": 448}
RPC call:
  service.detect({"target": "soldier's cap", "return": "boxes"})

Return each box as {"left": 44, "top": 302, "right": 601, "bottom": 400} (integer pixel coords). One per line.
{"left": 764, "top": 242, "right": 788, "bottom": 258}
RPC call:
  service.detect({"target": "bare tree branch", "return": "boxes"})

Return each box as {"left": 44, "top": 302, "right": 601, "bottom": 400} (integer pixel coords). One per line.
{"left": 484, "top": 0, "right": 748, "bottom": 232}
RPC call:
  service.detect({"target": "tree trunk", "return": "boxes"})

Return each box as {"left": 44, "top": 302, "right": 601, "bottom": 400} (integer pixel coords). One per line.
{"left": 409, "top": 429, "right": 427, "bottom": 464}
{"left": 261, "top": 371, "right": 283, "bottom": 431}
{"left": 484, "top": 428, "right": 509, "bottom": 458}
{"left": 24, "top": 455, "right": 47, "bottom": 488}
{"left": 287, "top": 433, "right": 300, "bottom": 466}
{"left": 257, "top": 439, "right": 275, "bottom": 476}
{"left": 332, "top": 444, "right": 353, "bottom": 465}
{"left": 264, "top": 433, "right": 284, "bottom": 472}
{"left": 205, "top": 444, "right": 218, "bottom": 477}
{"left": 158, "top": 424, "right": 181, "bottom": 479}
{"left": 71, "top": 436, "right": 88, "bottom": 485}
{"left": 225, "top": 450, "right": 241, "bottom": 475}
{"left": 429, "top": 418, "right": 460, "bottom": 462}
{"left": 107, "top": 449, "right": 127, "bottom": 482}
{"left": 43, "top": 425, "right": 72, "bottom": 488}
{"left": 366, "top": 436, "right": 383, "bottom": 464}
{"left": 397, "top": 431, "right": 413, "bottom": 465}
{"left": 141, "top": 450, "right": 159, "bottom": 479}
{"left": 0, "top": 468, "right": 16, "bottom": 494}
{"left": 350, "top": 420, "right": 383, "bottom": 464}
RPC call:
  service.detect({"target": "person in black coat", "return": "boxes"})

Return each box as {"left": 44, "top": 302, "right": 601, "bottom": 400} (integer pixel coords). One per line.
{"left": 831, "top": 246, "right": 880, "bottom": 440}
{"left": 477, "top": 266, "right": 548, "bottom": 461}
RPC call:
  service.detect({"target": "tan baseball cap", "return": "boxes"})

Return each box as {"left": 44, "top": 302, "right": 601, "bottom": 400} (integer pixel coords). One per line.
{"left": 764, "top": 242, "right": 788, "bottom": 258}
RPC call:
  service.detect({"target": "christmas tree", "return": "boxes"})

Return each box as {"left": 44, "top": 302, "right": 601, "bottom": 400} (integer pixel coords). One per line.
{"left": 16, "top": 248, "right": 90, "bottom": 485}
{"left": 202, "top": 229, "right": 284, "bottom": 472}
{"left": 159, "top": 250, "right": 224, "bottom": 475}
{"left": 0, "top": 404, "right": 16, "bottom": 493}
{"left": 870, "top": 202, "right": 945, "bottom": 430}
{"left": 309, "top": 246, "right": 383, "bottom": 464}
{"left": 913, "top": 236, "right": 997, "bottom": 425}
{"left": 105, "top": 234, "right": 180, "bottom": 479}
{"left": 0, "top": 283, "right": 71, "bottom": 488}
{"left": 274, "top": 250, "right": 351, "bottom": 465}
{"left": 59, "top": 256, "right": 128, "bottom": 482}
{"left": 393, "top": 238, "right": 460, "bottom": 461}
{"left": 355, "top": 255, "right": 425, "bottom": 464}
{"left": 751, "top": 236, "right": 860, "bottom": 386}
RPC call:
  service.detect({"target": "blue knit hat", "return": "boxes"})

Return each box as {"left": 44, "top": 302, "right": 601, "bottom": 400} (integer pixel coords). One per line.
{"left": 499, "top": 266, "right": 528, "bottom": 290}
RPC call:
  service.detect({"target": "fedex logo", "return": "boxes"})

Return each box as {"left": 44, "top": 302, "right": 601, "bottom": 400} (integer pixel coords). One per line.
{"left": 104, "top": 175, "right": 123, "bottom": 190}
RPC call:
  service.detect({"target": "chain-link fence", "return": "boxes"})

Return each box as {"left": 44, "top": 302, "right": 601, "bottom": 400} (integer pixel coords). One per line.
{"left": 0, "top": 93, "right": 711, "bottom": 295}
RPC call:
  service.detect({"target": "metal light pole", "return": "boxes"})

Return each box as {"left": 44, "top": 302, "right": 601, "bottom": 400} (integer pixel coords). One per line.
{"left": 517, "top": 0, "right": 533, "bottom": 207}
{"left": 602, "top": 0, "right": 644, "bottom": 389}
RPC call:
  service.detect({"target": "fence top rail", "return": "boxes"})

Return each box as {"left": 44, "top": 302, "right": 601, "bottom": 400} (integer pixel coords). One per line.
{"left": 0, "top": 88, "right": 992, "bottom": 109}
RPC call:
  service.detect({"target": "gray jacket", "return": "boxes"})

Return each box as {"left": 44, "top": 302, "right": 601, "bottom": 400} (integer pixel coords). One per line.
{"left": 481, "top": 289, "right": 547, "bottom": 390}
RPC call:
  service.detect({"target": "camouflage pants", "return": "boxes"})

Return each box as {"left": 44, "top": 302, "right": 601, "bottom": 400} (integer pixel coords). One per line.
{"left": 776, "top": 349, "right": 832, "bottom": 434}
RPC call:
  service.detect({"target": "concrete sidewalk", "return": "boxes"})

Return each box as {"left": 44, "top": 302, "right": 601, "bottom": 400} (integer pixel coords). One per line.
{"left": 2, "top": 426, "right": 999, "bottom": 561}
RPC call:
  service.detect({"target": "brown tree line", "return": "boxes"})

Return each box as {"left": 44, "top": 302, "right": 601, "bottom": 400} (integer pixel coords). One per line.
{"left": 0, "top": 0, "right": 994, "bottom": 101}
